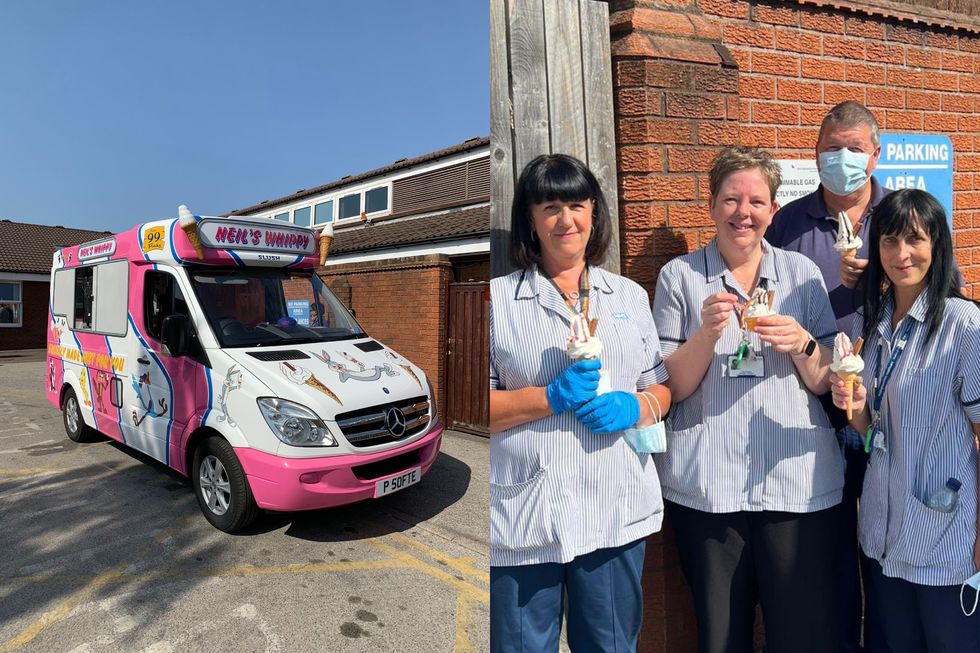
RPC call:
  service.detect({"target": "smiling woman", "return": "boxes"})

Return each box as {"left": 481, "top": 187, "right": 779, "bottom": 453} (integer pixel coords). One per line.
{"left": 489, "top": 154, "right": 672, "bottom": 652}
{"left": 830, "top": 189, "right": 980, "bottom": 651}
{"left": 651, "top": 146, "right": 846, "bottom": 652}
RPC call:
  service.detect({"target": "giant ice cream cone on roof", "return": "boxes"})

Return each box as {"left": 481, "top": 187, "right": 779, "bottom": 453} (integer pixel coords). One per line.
{"left": 319, "top": 223, "right": 335, "bottom": 265}
{"left": 830, "top": 333, "right": 864, "bottom": 420}
{"left": 178, "top": 205, "right": 204, "bottom": 258}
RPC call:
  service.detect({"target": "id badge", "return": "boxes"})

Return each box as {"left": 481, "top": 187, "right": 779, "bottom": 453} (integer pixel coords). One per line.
{"left": 873, "top": 430, "right": 887, "bottom": 451}
{"left": 727, "top": 355, "right": 764, "bottom": 377}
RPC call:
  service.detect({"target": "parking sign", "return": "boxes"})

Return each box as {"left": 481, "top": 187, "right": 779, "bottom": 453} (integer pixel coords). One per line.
{"left": 873, "top": 134, "right": 953, "bottom": 229}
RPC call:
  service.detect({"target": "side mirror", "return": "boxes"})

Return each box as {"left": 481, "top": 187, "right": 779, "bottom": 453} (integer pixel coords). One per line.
{"left": 161, "top": 314, "right": 189, "bottom": 357}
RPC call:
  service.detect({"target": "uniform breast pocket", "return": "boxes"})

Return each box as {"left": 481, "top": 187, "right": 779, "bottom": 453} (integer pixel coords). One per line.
{"left": 899, "top": 369, "right": 950, "bottom": 430}
{"left": 605, "top": 320, "right": 643, "bottom": 386}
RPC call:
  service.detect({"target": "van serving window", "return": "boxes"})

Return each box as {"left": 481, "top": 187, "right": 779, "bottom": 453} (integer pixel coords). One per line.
{"left": 74, "top": 268, "right": 94, "bottom": 330}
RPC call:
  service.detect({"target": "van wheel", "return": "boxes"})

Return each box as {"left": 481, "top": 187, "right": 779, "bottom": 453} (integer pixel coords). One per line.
{"left": 191, "top": 436, "right": 259, "bottom": 532}
{"left": 63, "top": 388, "right": 93, "bottom": 443}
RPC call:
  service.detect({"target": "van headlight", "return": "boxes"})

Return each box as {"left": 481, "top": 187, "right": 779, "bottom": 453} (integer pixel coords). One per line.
{"left": 257, "top": 397, "right": 337, "bottom": 447}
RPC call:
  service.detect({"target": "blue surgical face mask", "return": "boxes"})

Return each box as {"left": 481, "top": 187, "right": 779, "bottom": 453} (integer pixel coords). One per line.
{"left": 961, "top": 570, "right": 980, "bottom": 616}
{"left": 818, "top": 149, "right": 871, "bottom": 196}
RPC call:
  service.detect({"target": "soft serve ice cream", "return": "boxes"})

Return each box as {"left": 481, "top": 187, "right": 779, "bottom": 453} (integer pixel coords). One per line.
{"left": 566, "top": 314, "right": 610, "bottom": 394}
{"left": 742, "top": 287, "right": 775, "bottom": 332}
{"left": 830, "top": 333, "right": 864, "bottom": 420}
{"left": 833, "top": 211, "right": 863, "bottom": 258}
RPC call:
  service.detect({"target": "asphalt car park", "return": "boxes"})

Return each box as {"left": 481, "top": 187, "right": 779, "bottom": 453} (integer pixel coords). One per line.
{"left": 0, "top": 353, "right": 489, "bottom": 652}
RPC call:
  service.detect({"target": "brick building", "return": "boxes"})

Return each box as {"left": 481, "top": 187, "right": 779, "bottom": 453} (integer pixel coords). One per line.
{"left": 229, "top": 137, "right": 490, "bottom": 434}
{"left": 0, "top": 221, "right": 112, "bottom": 351}
{"left": 603, "top": 0, "right": 980, "bottom": 649}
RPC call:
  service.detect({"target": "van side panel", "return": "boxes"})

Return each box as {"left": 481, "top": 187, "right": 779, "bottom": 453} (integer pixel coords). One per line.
{"left": 127, "top": 263, "right": 219, "bottom": 473}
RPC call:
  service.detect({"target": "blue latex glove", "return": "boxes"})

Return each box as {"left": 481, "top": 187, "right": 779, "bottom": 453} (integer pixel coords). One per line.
{"left": 575, "top": 391, "right": 640, "bottom": 433}
{"left": 545, "top": 359, "right": 601, "bottom": 414}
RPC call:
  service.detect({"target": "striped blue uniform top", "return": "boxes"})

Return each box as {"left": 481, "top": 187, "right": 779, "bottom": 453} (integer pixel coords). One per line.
{"left": 856, "top": 292, "right": 980, "bottom": 586}
{"left": 652, "top": 238, "right": 843, "bottom": 513}
{"left": 490, "top": 265, "right": 669, "bottom": 567}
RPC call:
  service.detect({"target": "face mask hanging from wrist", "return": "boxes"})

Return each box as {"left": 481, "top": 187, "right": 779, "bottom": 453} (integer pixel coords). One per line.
{"left": 960, "top": 570, "right": 980, "bottom": 616}
{"left": 624, "top": 391, "right": 667, "bottom": 454}
{"left": 818, "top": 149, "right": 871, "bottom": 196}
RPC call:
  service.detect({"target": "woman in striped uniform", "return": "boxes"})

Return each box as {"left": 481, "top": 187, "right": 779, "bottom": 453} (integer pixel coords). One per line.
{"left": 652, "top": 147, "right": 843, "bottom": 653}
{"left": 489, "top": 154, "right": 672, "bottom": 652}
{"left": 831, "top": 189, "right": 980, "bottom": 651}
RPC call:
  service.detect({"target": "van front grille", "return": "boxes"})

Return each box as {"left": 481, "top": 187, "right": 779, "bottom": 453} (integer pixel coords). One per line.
{"left": 335, "top": 395, "right": 430, "bottom": 447}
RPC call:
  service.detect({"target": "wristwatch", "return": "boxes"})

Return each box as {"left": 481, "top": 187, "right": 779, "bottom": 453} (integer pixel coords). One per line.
{"left": 796, "top": 337, "right": 818, "bottom": 359}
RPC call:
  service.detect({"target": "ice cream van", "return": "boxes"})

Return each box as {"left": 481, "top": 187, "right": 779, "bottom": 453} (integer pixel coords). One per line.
{"left": 46, "top": 207, "right": 443, "bottom": 532}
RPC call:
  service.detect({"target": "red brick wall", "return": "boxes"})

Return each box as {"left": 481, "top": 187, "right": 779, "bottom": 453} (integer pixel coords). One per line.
{"left": 609, "top": 1, "right": 980, "bottom": 650}
{"left": 611, "top": 0, "right": 980, "bottom": 300}
{"left": 0, "top": 280, "right": 49, "bottom": 351}
{"left": 318, "top": 255, "right": 452, "bottom": 416}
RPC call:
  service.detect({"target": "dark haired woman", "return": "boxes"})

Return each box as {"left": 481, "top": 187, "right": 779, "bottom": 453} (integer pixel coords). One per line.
{"left": 831, "top": 189, "right": 980, "bottom": 651}
{"left": 489, "top": 153, "right": 672, "bottom": 652}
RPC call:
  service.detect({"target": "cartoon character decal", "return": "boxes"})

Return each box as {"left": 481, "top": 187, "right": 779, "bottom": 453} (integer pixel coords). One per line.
{"left": 78, "top": 368, "right": 93, "bottom": 408}
{"left": 384, "top": 351, "right": 423, "bottom": 390}
{"left": 48, "top": 360, "right": 57, "bottom": 393}
{"left": 131, "top": 370, "right": 169, "bottom": 427}
{"left": 216, "top": 365, "right": 242, "bottom": 427}
{"left": 281, "top": 362, "right": 342, "bottom": 405}
{"left": 93, "top": 371, "right": 111, "bottom": 413}
{"left": 310, "top": 350, "right": 399, "bottom": 384}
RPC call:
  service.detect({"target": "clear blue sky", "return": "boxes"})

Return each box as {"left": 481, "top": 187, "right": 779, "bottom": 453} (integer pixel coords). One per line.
{"left": 0, "top": 1, "right": 488, "bottom": 232}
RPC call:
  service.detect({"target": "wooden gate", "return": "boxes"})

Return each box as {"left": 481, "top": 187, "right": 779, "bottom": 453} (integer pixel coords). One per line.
{"left": 445, "top": 282, "right": 489, "bottom": 436}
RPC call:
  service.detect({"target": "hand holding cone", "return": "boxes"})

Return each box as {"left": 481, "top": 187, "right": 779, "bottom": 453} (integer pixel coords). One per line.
{"left": 831, "top": 335, "right": 864, "bottom": 420}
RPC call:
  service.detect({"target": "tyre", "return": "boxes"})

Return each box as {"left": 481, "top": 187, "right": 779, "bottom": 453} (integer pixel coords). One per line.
{"left": 63, "top": 387, "right": 94, "bottom": 443}
{"left": 191, "top": 436, "right": 260, "bottom": 532}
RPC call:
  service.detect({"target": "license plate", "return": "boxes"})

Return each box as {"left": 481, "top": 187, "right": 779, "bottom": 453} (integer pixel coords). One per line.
{"left": 374, "top": 466, "right": 421, "bottom": 498}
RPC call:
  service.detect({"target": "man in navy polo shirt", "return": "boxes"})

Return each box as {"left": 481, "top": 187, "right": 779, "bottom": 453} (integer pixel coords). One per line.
{"left": 767, "top": 100, "right": 883, "bottom": 653}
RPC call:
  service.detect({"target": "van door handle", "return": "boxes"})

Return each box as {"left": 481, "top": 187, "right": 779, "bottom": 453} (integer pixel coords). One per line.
{"left": 137, "top": 357, "right": 150, "bottom": 365}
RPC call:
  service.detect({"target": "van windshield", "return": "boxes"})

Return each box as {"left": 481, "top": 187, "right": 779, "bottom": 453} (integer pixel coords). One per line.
{"left": 189, "top": 268, "right": 366, "bottom": 348}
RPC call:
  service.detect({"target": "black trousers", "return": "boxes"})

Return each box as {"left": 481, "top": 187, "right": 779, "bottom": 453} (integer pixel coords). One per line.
{"left": 667, "top": 501, "right": 842, "bottom": 653}
{"left": 862, "top": 552, "right": 980, "bottom": 653}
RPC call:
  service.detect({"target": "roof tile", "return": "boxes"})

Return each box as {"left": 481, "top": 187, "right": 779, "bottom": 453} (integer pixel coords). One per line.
{"left": 0, "top": 220, "right": 113, "bottom": 274}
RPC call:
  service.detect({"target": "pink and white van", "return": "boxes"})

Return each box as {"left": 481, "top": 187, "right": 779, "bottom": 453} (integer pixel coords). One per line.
{"left": 46, "top": 208, "right": 443, "bottom": 532}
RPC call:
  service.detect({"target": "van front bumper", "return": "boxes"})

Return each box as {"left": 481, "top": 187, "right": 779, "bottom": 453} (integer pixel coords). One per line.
{"left": 234, "top": 424, "right": 444, "bottom": 512}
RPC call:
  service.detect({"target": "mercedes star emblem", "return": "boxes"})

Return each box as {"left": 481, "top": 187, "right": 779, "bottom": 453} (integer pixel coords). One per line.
{"left": 384, "top": 406, "right": 407, "bottom": 438}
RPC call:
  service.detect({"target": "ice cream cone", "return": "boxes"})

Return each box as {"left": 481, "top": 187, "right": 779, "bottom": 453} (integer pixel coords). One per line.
{"left": 400, "top": 364, "right": 423, "bottom": 389}
{"left": 744, "top": 316, "right": 760, "bottom": 332}
{"left": 178, "top": 205, "right": 204, "bottom": 258}
{"left": 304, "top": 375, "right": 342, "bottom": 405}
{"left": 182, "top": 223, "right": 204, "bottom": 258}
{"left": 839, "top": 373, "right": 858, "bottom": 420}
{"left": 843, "top": 248, "right": 858, "bottom": 259}
{"left": 319, "top": 224, "right": 335, "bottom": 265}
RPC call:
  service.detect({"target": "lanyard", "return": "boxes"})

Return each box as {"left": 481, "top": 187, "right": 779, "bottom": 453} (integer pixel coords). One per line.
{"left": 865, "top": 317, "right": 915, "bottom": 452}
{"left": 546, "top": 269, "right": 590, "bottom": 320}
